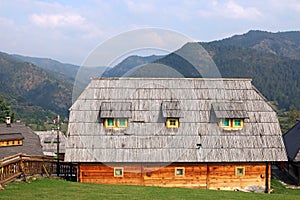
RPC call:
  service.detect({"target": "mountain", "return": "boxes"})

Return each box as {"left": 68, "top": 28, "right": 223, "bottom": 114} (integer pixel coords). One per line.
{"left": 0, "top": 52, "right": 72, "bottom": 122}
{"left": 0, "top": 52, "right": 107, "bottom": 123}
{"left": 12, "top": 54, "right": 106, "bottom": 104}
{"left": 13, "top": 55, "right": 79, "bottom": 83}
{"left": 102, "top": 55, "right": 163, "bottom": 77}
{"left": 104, "top": 30, "right": 300, "bottom": 111}
{"left": 199, "top": 30, "right": 300, "bottom": 110}
{"left": 212, "top": 30, "right": 300, "bottom": 59}
{"left": 201, "top": 43, "right": 300, "bottom": 110}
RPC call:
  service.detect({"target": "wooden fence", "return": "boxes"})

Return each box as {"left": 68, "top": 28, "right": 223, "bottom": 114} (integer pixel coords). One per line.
{"left": 0, "top": 154, "right": 77, "bottom": 186}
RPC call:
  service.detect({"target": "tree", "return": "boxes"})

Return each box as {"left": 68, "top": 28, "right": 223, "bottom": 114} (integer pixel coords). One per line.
{"left": 0, "top": 96, "right": 14, "bottom": 123}
{"left": 287, "top": 105, "right": 300, "bottom": 127}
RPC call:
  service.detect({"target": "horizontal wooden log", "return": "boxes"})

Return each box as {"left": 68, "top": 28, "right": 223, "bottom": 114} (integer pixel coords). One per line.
{"left": 0, "top": 172, "right": 22, "bottom": 185}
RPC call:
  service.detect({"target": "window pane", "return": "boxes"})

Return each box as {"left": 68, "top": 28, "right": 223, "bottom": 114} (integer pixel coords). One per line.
{"left": 118, "top": 119, "right": 127, "bottom": 127}
{"left": 236, "top": 167, "right": 245, "bottom": 176}
{"left": 167, "top": 118, "right": 179, "bottom": 128}
{"left": 170, "top": 119, "right": 176, "bottom": 126}
{"left": 175, "top": 168, "right": 184, "bottom": 176}
{"left": 221, "top": 119, "right": 230, "bottom": 126}
{"left": 114, "top": 168, "right": 123, "bottom": 177}
{"left": 234, "top": 119, "right": 241, "bottom": 126}
{"left": 107, "top": 118, "right": 115, "bottom": 126}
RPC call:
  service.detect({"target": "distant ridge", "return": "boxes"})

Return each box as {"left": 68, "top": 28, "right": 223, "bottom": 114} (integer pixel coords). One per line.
{"left": 211, "top": 30, "right": 300, "bottom": 59}
{"left": 102, "top": 55, "right": 163, "bottom": 77}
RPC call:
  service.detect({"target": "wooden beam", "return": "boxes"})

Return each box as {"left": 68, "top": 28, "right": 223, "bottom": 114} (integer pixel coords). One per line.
{"left": 42, "top": 164, "right": 50, "bottom": 178}
{"left": 264, "top": 162, "right": 269, "bottom": 193}
{"left": 298, "top": 166, "right": 300, "bottom": 186}
{"left": 0, "top": 172, "right": 22, "bottom": 185}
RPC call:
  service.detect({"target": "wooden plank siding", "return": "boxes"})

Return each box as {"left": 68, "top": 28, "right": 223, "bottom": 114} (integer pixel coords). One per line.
{"left": 79, "top": 162, "right": 270, "bottom": 190}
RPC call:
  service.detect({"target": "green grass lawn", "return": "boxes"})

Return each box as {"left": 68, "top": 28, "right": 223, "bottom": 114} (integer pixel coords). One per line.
{"left": 0, "top": 178, "right": 299, "bottom": 200}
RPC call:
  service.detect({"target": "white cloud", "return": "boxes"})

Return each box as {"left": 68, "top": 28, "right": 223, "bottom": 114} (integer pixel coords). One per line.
{"left": 197, "top": 0, "right": 262, "bottom": 20}
{"left": 0, "top": 16, "right": 14, "bottom": 26}
{"left": 267, "top": 0, "right": 300, "bottom": 11}
{"left": 30, "top": 13, "right": 85, "bottom": 28}
{"left": 125, "top": 0, "right": 154, "bottom": 13}
{"left": 225, "top": 1, "right": 262, "bottom": 19}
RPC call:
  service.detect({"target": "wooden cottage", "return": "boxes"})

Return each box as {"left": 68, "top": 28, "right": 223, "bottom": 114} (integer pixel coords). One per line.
{"left": 283, "top": 120, "right": 300, "bottom": 185}
{"left": 0, "top": 120, "right": 43, "bottom": 159}
{"left": 65, "top": 78, "right": 287, "bottom": 191}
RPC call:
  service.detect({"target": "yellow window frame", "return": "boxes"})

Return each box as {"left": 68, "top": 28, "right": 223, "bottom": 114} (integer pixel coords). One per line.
{"left": 235, "top": 166, "right": 245, "bottom": 176}
{"left": 175, "top": 167, "right": 185, "bottom": 176}
{"left": 219, "top": 119, "right": 244, "bottom": 129}
{"left": 114, "top": 167, "right": 124, "bottom": 177}
{"left": 166, "top": 118, "right": 179, "bottom": 128}
{"left": 104, "top": 118, "right": 128, "bottom": 128}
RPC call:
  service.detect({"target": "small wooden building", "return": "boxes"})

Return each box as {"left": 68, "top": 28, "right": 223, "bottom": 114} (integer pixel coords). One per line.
{"left": 65, "top": 78, "right": 287, "bottom": 191}
{"left": 35, "top": 131, "right": 66, "bottom": 160}
{"left": 0, "top": 121, "right": 43, "bottom": 159}
{"left": 283, "top": 121, "right": 300, "bottom": 185}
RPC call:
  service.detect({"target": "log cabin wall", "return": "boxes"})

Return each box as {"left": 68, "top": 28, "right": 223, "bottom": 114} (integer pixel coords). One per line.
{"left": 206, "top": 163, "right": 270, "bottom": 190}
{"left": 79, "top": 162, "right": 270, "bottom": 190}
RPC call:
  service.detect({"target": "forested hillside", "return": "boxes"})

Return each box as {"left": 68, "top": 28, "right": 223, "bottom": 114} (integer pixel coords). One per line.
{"left": 102, "top": 55, "right": 163, "bottom": 77}
{"left": 213, "top": 30, "right": 300, "bottom": 59}
{"left": 201, "top": 43, "right": 300, "bottom": 110}
{"left": 0, "top": 52, "right": 72, "bottom": 123}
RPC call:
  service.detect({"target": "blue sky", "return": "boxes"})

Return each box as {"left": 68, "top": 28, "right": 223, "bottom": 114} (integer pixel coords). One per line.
{"left": 1, "top": 0, "right": 300, "bottom": 65}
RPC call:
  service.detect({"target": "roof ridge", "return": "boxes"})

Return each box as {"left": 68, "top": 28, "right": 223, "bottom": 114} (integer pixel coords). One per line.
{"left": 91, "top": 77, "right": 253, "bottom": 81}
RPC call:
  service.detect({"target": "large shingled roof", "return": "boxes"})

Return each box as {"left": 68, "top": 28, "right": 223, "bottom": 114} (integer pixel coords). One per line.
{"left": 65, "top": 78, "right": 287, "bottom": 163}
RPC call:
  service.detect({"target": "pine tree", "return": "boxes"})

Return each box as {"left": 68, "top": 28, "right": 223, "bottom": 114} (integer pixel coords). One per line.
{"left": 0, "top": 96, "right": 14, "bottom": 123}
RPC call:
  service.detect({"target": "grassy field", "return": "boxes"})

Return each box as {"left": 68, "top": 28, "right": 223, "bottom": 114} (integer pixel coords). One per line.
{"left": 0, "top": 178, "right": 299, "bottom": 200}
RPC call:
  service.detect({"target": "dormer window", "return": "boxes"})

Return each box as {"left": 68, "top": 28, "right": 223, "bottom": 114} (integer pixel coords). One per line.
{"left": 162, "top": 101, "right": 183, "bottom": 129}
{"left": 211, "top": 102, "right": 248, "bottom": 130}
{"left": 0, "top": 133, "right": 24, "bottom": 147}
{"left": 100, "top": 102, "right": 132, "bottom": 129}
